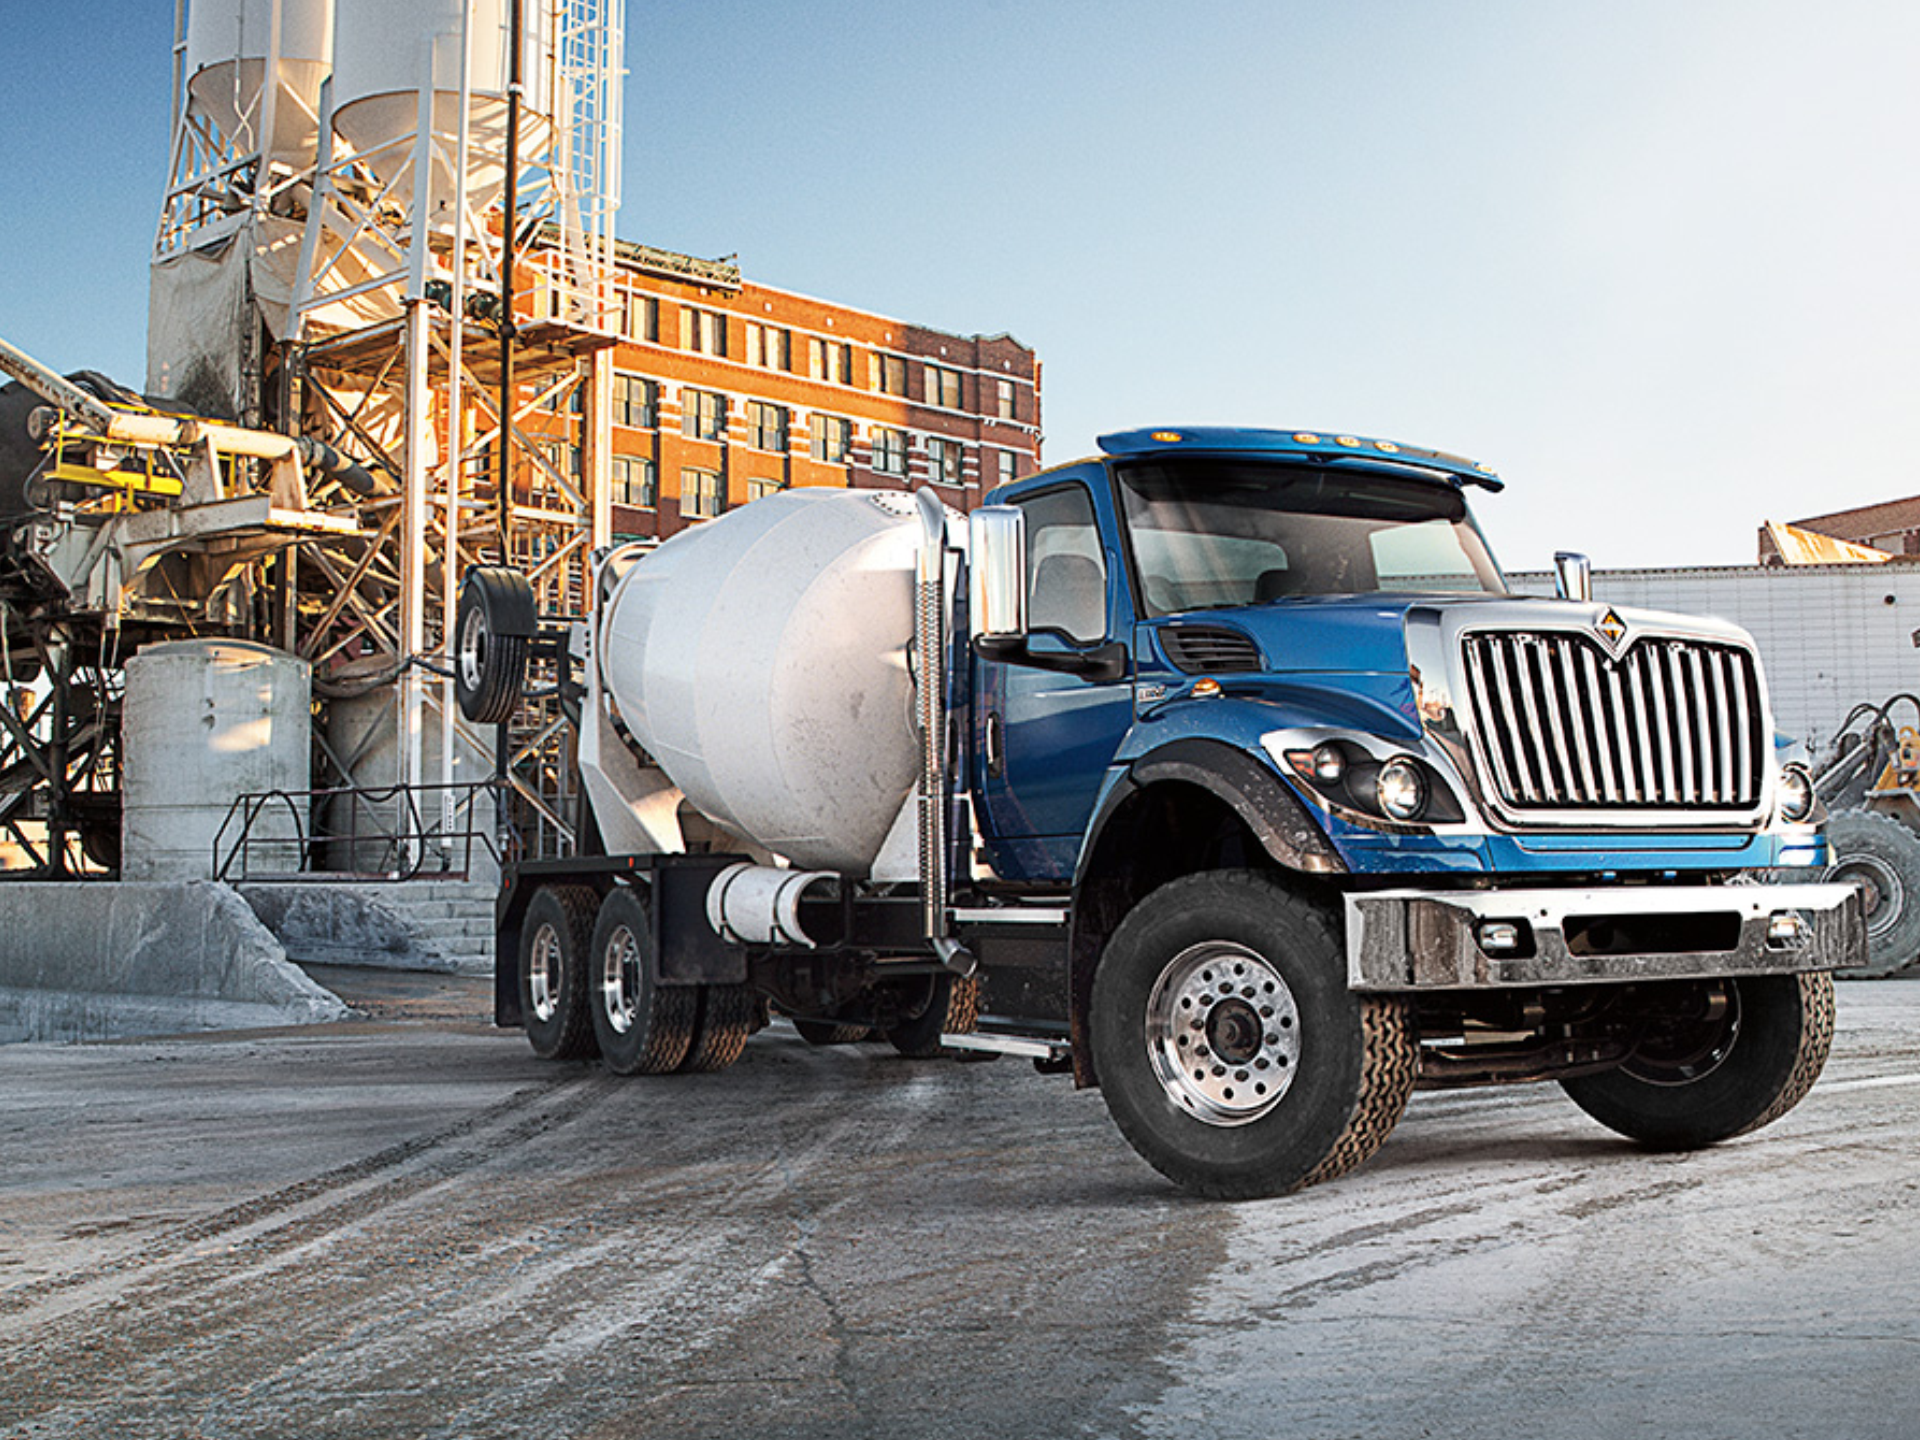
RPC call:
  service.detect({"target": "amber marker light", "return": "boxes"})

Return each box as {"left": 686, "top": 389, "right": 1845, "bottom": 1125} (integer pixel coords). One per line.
{"left": 1293, "top": 432, "right": 1321, "bottom": 444}
{"left": 1192, "top": 678, "right": 1223, "bottom": 698}
{"left": 1150, "top": 430, "right": 1184, "bottom": 443}
{"left": 1335, "top": 435, "right": 1361, "bottom": 447}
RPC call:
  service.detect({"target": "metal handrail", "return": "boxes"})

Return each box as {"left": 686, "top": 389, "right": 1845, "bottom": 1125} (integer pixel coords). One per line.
{"left": 211, "top": 779, "right": 513, "bottom": 882}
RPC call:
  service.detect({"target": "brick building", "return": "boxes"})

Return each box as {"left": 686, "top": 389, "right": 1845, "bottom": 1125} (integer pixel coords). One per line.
{"left": 1758, "top": 495, "right": 1920, "bottom": 564}
{"left": 525, "top": 241, "right": 1042, "bottom": 544}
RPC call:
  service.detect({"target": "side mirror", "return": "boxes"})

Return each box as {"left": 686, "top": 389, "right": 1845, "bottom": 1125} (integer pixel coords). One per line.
{"left": 1553, "top": 551, "right": 1592, "bottom": 603}
{"left": 969, "top": 505, "right": 1028, "bottom": 642}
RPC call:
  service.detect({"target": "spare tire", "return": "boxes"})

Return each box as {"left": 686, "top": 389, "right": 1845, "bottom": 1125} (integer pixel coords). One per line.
{"left": 1825, "top": 807, "right": 1920, "bottom": 978}
{"left": 453, "top": 567, "right": 535, "bottom": 724}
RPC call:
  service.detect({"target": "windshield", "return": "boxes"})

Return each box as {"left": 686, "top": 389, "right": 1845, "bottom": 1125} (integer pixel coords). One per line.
{"left": 1116, "top": 457, "right": 1507, "bottom": 617}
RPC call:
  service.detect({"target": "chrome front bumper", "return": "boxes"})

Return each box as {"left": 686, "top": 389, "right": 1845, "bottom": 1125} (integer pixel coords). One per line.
{"left": 1344, "top": 882, "right": 1865, "bottom": 990}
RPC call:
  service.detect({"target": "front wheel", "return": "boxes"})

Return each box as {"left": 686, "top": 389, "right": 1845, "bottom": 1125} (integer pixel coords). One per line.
{"left": 1560, "top": 972, "right": 1835, "bottom": 1149}
{"left": 1089, "top": 872, "right": 1416, "bottom": 1200}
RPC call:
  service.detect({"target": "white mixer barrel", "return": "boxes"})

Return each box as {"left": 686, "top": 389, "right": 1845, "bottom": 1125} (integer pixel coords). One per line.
{"left": 599, "top": 489, "right": 928, "bottom": 876}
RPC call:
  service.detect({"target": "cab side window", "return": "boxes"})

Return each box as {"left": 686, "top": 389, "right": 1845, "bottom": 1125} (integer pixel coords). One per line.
{"left": 1021, "top": 485, "right": 1107, "bottom": 645}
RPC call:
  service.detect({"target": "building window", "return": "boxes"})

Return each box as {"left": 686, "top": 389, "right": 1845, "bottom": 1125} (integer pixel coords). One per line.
{"left": 871, "top": 427, "right": 907, "bottom": 476}
{"left": 746, "top": 476, "right": 785, "bottom": 502}
{"left": 612, "top": 455, "right": 657, "bottom": 509}
{"left": 925, "top": 365, "right": 962, "bottom": 410}
{"left": 997, "top": 449, "right": 1017, "bottom": 487}
{"left": 873, "top": 352, "right": 908, "bottom": 396}
{"left": 809, "top": 337, "right": 851, "bottom": 385}
{"left": 612, "top": 373, "right": 657, "bottom": 428}
{"left": 624, "top": 291, "right": 659, "bottom": 343}
{"left": 680, "top": 306, "right": 728, "bottom": 357}
{"left": 810, "top": 413, "right": 852, "bottom": 464}
{"left": 748, "top": 401, "right": 788, "bottom": 453}
{"left": 997, "top": 378, "right": 1016, "bottom": 420}
{"left": 681, "top": 388, "right": 726, "bottom": 441}
{"left": 926, "top": 436, "right": 962, "bottom": 486}
{"left": 746, "top": 322, "right": 789, "bottom": 371}
{"left": 681, "top": 467, "right": 723, "bottom": 519}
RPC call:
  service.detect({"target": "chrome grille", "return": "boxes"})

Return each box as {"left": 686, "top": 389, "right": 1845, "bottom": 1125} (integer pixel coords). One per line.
{"left": 1460, "top": 631, "right": 1764, "bottom": 812}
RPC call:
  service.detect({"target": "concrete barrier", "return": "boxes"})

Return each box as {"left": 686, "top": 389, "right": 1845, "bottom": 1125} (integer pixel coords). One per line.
{"left": 0, "top": 880, "right": 349, "bottom": 1043}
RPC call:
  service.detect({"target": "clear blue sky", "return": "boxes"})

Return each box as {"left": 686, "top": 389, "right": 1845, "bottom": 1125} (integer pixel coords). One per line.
{"left": 2, "top": 1, "right": 1915, "bottom": 570}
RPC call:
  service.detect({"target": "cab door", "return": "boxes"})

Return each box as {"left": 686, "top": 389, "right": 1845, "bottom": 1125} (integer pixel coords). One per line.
{"left": 974, "top": 475, "right": 1134, "bottom": 881}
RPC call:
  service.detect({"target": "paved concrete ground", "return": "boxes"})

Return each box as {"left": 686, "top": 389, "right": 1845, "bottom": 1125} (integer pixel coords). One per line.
{"left": 3, "top": 974, "right": 1918, "bottom": 1439}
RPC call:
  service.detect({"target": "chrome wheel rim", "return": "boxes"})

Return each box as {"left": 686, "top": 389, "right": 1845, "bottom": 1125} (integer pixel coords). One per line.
{"left": 458, "top": 606, "right": 488, "bottom": 693}
{"left": 1147, "top": 941, "right": 1300, "bottom": 1126}
{"left": 600, "top": 923, "right": 640, "bottom": 1036}
{"left": 527, "top": 922, "right": 562, "bottom": 1024}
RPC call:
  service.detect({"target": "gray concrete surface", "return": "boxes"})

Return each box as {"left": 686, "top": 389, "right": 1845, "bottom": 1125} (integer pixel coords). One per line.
{"left": 2, "top": 975, "right": 1918, "bottom": 1439}
{"left": 0, "top": 880, "right": 347, "bottom": 1043}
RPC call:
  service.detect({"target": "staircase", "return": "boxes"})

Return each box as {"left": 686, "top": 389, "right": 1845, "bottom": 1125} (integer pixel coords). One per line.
{"left": 237, "top": 878, "right": 497, "bottom": 977}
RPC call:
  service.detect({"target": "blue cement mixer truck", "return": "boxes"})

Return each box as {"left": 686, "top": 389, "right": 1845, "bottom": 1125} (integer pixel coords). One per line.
{"left": 457, "top": 425, "right": 1864, "bottom": 1198}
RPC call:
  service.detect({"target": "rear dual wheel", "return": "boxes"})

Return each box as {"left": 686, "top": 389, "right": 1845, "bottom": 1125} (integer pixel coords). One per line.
{"left": 885, "top": 973, "right": 981, "bottom": 1058}
{"left": 518, "top": 885, "right": 599, "bottom": 1061}
{"left": 588, "top": 886, "right": 754, "bottom": 1075}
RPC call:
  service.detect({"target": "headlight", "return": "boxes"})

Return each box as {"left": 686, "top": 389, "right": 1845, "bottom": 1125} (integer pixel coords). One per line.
{"left": 1310, "top": 742, "right": 1346, "bottom": 784}
{"left": 1376, "top": 756, "right": 1428, "bottom": 821}
{"left": 1777, "top": 763, "right": 1815, "bottom": 823}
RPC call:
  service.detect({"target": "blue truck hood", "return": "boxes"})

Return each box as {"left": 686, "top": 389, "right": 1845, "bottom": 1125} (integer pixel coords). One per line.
{"left": 1161, "top": 592, "right": 1508, "bottom": 675}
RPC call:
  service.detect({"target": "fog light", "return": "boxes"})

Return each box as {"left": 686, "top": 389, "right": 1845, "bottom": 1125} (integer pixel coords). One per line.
{"left": 1768, "top": 910, "right": 1809, "bottom": 948}
{"left": 1376, "top": 756, "right": 1428, "bottom": 821}
{"left": 1777, "top": 764, "right": 1815, "bottom": 823}
{"left": 1478, "top": 921, "right": 1522, "bottom": 953}
{"left": 1311, "top": 743, "right": 1346, "bottom": 784}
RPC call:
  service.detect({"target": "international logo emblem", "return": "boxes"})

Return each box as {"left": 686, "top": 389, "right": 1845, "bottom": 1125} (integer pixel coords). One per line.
{"left": 1596, "top": 608, "right": 1628, "bottom": 651}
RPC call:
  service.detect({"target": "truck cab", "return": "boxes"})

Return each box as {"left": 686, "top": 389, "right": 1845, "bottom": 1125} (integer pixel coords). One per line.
{"left": 957, "top": 426, "right": 1858, "bottom": 1195}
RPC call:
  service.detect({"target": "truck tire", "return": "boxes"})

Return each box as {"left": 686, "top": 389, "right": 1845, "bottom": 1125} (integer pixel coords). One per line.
{"left": 1824, "top": 807, "right": 1920, "bottom": 978}
{"left": 680, "top": 985, "right": 758, "bottom": 1073}
{"left": 1089, "top": 871, "right": 1416, "bottom": 1200}
{"left": 1559, "top": 972, "right": 1834, "bottom": 1149}
{"left": 588, "top": 886, "right": 698, "bottom": 1075}
{"left": 518, "top": 885, "right": 599, "bottom": 1061}
{"left": 453, "top": 568, "right": 532, "bottom": 725}
{"left": 885, "top": 973, "right": 981, "bottom": 1058}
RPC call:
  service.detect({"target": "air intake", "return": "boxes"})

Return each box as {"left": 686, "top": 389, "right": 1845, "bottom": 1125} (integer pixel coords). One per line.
{"left": 1160, "top": 625, "right": 1262, "bottom": 675}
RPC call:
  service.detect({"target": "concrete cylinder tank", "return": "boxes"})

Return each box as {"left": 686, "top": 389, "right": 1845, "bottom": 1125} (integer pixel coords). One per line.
{"left": 123, "top": 640, "right": 312, "bottom": 882}
{"left": 318, "top": 688, "right": 498, "bottom": 881}
{"left": 599, "top": 488, "right": 929, "bottom": 876}
{"left": 185, "top": 0, "right": 335, "bottom": 171}
{"left": 329, "top": 0, "right": 553, "bottom": 222}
